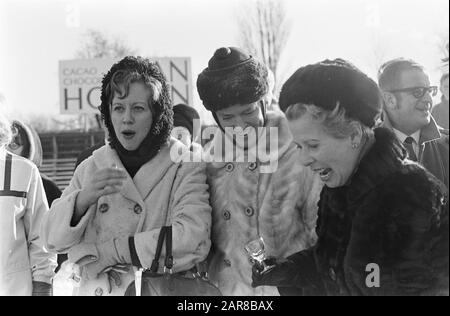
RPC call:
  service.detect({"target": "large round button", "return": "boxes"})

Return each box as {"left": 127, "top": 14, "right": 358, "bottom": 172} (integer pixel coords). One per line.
{"left": 248, "top": 162, "right": 257, "bottom": 171}
{"left": 329, "top": 267, "right": 337, "bottom": 282}
{"left": 222, "top": 210, "right": 231, "bottom": 221}
{"left": 99, "top": 203, "right": 109, "bottom": 213}
{"left": 94, "top": 287, "right": 103, "bottom": 296}
{"left": 244, "top": 207, "right": 255, "bottom": 217}
{"left": 225, "top": 163, "right": 234, "bottom": 172}
{"left": 134, "top": 204, "right": 142, "bottom": 215}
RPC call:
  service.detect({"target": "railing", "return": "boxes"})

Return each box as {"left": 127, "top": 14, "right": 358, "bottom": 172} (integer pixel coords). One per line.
{"left": 40, "top": 157, "right": 77, "bottom": 191}
{"left": 38, "top": 130, "right": 105, "bottom": 191}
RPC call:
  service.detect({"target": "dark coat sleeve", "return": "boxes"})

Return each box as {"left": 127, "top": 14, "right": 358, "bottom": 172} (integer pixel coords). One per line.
{"left": 348, "top": 169, "right": 449, "bottom": 296}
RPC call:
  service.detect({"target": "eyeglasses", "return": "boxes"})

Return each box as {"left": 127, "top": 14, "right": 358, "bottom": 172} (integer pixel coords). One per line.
{"left": 389, "top": 86, "right": 438, "bottom": 99}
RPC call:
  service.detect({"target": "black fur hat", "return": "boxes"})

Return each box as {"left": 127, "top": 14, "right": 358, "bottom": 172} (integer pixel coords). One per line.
{"left": 197, "top": 47, "right": 269, "bottom": 112}
{"left": 99, "top": 56, "right": 173, "bottom": 154}
{"left": 279, "top": 58, "right": 383, "bottom": 128}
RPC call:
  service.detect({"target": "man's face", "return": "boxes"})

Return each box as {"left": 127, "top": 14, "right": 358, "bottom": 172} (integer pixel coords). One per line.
{"left": 389, "top": 69, "right": 433, "bottom": 135}
{"left": 441, "top": 77, "right": 449, "bottom": 101}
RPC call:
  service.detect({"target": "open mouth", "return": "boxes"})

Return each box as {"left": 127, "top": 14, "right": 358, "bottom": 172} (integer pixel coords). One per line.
{"left": 121, "top": 130, "right": 136, "bottom": 139}
{"left": 314, "top": 167, "right": 332, "bottom": 181}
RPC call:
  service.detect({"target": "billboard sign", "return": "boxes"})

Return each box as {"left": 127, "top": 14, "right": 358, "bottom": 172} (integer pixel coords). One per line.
{"left": 59, "top": 57, "right": 193, "bottom": 114}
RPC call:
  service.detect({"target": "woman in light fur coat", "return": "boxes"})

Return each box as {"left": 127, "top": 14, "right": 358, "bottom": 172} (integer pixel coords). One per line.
{"left": 197, "top": 47, "right": 322, "bottom": 296}
{"left": 41, "top": 56, "right": 212, "bottom": 296}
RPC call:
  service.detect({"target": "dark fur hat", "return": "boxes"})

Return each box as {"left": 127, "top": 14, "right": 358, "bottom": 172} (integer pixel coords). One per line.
{"left": 99, "top": 56, "right": 173, "bottom": 153}
{"left": 197, "top": 47, "right": 269, "bottom": 112}
{"left": 279, "top": 58, "right": 383, "bottom": 128}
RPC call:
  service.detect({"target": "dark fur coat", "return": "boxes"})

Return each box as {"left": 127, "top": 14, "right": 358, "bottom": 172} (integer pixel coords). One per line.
{"left": 260, "top": 128, "right": 449, "bottom": 296}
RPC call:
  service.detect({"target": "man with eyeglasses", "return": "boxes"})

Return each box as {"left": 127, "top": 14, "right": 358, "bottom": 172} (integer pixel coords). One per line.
{"left": 378, "top": 58, "right": 449, "bottom": 188}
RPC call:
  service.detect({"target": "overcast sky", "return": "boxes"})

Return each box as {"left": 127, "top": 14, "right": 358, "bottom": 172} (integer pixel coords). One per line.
{"left": 0, "top": 0, "right": 448, "bottom": 123}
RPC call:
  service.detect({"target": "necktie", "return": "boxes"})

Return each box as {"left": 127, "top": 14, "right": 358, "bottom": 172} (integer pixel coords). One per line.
{"left": 404, "top": 136, "right": 418, "bottom": 162}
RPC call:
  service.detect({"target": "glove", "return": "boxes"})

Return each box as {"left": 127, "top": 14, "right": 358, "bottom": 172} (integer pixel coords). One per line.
{"left": 83, "top": 237, "right": 132, "bottom": 280}
{"left": 104, "top": 266, "right": 130, "bottom": 294}
{"left": 32, "top": 281, "right": 53, "bottom": 296}
{"left": 251, "top": 257, "right": 297, "bottom": 288}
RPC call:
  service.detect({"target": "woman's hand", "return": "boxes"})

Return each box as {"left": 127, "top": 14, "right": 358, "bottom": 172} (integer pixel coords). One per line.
{"left": 73, "top": 167, "right": 127, "bottom": 223}
{"left": 251, "top": 257, "right": 294, "bottom": 288}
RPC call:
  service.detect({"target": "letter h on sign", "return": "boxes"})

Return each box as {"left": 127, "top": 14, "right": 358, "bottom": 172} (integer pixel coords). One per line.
{"left": 64, "top": 88, "right": 82, "bottom": 110}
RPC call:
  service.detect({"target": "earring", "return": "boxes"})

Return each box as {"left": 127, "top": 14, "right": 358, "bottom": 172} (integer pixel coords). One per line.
{"left": 352, "top": 143, "right": 359, "bottom": 149}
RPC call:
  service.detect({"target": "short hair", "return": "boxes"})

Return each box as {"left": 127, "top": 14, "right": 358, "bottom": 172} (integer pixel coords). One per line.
{"left": 285, "top": 102, "right": 373, "bottom": 140}
{"left": 440, "top": 73, "right": 449, "bottom": 85}
{"left": 0, "top": 111, "right": 12, "bottom": 148}
{"left": 378, "top": 58, "right": 425, "bottom": 91}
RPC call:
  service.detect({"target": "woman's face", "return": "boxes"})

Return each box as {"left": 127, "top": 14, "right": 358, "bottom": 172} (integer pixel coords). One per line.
{"left": 288, "top": 113, "right": 361, "bottom": 188}
{"left": 7, "top": 125, "right": 25, "bottom": 156}
{"left": 215, "top": 102, "right": 264, "bottom": 131}
{"left": 110, "top": 81, "right": 153, "bottom": 151}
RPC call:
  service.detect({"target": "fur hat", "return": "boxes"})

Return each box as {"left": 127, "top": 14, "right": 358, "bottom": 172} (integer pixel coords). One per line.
{"left": 279, "top": 58, "right": 383, "bottom": 128}
{"left": 197, "top": 47, "right": 269, "bottom": 112}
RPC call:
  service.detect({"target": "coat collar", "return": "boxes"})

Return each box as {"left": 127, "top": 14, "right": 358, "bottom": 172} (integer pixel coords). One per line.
{"left": 91, "top": 139, "right": 183, "bottom": 203}
{"left": 382, "top": 110, "right": 442, "bottom": 145}
{"left": 344, "top": 127, "right": 408, "bottom": 204}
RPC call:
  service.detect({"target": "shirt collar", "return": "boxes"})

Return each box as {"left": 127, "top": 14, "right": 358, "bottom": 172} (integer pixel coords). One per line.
{"left": 392, "top": 128, "right": 421, "bottom": 144}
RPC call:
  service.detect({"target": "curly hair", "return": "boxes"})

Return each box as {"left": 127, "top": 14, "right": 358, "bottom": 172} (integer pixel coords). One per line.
{"left": 100, "top": 56, "right": 173, "bottom": 152}
{"left": 285, "top": 102, "right": 374, "bottom": 140}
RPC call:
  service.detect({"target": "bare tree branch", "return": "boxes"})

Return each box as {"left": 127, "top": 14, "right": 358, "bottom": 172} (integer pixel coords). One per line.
{"left": 236, "top": 0, "right": 291, "bottom": 91}
{"left": 75, "top": 29, "right": 137, "bottom": 59}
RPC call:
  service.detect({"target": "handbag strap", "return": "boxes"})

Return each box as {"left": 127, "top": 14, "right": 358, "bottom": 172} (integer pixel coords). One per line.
{"left": 149, "top": 162, "right": 182, "bottom": 274}
{"left": 150, "top": 226, "right": 168, "bottom": 273}
{"left": 164, "top": 226, "right": 174, "bottom": 272}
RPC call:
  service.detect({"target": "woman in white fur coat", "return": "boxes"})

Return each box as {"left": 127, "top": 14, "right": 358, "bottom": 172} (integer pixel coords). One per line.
{"left": 197, "top": 47, "right": 322, "bottom": 296}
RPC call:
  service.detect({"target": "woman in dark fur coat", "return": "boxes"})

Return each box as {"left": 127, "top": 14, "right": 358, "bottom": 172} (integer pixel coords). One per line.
{"left": 252, "top": 59, "right": 449, "bottom": 296}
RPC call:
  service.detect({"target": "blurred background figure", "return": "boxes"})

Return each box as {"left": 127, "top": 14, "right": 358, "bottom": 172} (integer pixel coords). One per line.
{"left": 171, "top": 103, "right": 201, "bottom": 150}
{"left": 7, "top": 120, "right": 62, "bottom": 207}
{"left": 1, "top": 111, "right": 56, "bottom": 296}
{"left": 432, "top": 73, "right": 449, "bottom": 129}
{"left": 265, "top": 69, "right": 279, "bottom": 111}
{"left": 7, "top": 120, "right": 66, "bottom": 274}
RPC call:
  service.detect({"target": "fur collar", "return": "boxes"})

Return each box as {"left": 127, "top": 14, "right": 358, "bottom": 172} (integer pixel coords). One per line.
{"left": 345, "top": 127, "right": 410, "bottom": 204}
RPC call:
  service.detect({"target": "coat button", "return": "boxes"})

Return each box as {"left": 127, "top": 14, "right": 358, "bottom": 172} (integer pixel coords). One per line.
{"left": 329, "top": 267, "right": 337, "bottom": 282}
{"left": 244, "top": 207, "right": 255, "bottom": 217}
{"left": 225, "top": 163, "right": 234, "bottom": 172}
{"left": 99, "top": 203, "right": 109, "bottom": 213}
{"left": 223, "top": 259, "right": 232, "bottom": 267}
{"left": 94, "top": 287, "right": 103, "bottom": 296}
{"left": 223, "top": 210, "right": 231, "bottom": 221}
{"left": 134, "top": 204, "right": 142, "bottom": 215}
{"left": 248, "top": 162, "right": 257, "bottom": 171}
